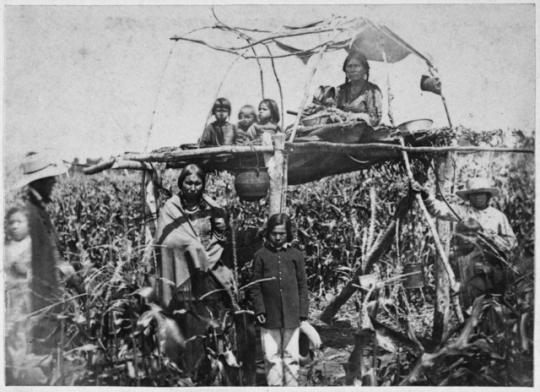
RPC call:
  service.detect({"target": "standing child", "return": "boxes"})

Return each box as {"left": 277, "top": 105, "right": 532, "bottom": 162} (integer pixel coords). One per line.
{"left": 245, "top": 99, "right": 281, "bottom": 143}
{"left": 199, "top": 98, "right": 240, "bottom": 147}
{"left": 5, "top": 206, "right": 33, "bottom": 385}
{"left": 5, "top": 206, "right": 32, "bottom": 314}
{"left": 250, "top": 213, "right": 309, "bottom": 387}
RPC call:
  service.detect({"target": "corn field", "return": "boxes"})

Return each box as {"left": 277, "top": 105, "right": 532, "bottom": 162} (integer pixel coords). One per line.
{"left": 5, "top": 130, "right": 534, "bottom": 386}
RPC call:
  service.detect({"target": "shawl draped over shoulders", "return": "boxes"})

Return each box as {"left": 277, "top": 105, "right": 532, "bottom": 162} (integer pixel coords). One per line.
{"left": 154, "top": 194, "right": 227, "bottom": 307}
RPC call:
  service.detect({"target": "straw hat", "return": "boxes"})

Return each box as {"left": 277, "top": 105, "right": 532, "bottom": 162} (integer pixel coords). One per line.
{"left": 455, "top": 177, "right": 500, "bottom": 201}
{"left": 15, "top": 153, "right": 68, "bottom": 188}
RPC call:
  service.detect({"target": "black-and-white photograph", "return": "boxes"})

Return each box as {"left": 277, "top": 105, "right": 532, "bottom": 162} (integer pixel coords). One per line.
{"left": 3, "top": 3, "right": 535, "bottom": 387}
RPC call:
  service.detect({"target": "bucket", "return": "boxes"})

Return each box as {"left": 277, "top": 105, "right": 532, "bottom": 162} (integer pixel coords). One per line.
{"left": 402, "top": 264, "right": 424, "bottom": 289}
{"left": 234, "top": 168, "right": 270, "bottom": 202}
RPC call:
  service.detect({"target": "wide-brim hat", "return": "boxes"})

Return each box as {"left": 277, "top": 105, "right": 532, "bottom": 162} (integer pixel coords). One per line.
{"left": 15, "top": 153, "right": 68, "bottom": 189}
{"left": 455, "top": 177, "right": 500, "bottom": 201}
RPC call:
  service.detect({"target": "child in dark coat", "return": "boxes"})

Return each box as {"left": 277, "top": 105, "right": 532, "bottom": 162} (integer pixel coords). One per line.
{"left": 199, "top": 98, "right": 240, "bottom": 147}
{"left": 250, "top": 213, "right": 309, "bottom": 386}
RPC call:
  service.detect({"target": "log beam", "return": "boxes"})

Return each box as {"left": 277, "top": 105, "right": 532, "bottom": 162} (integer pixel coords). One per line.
{"left": 85, "top": 143, "right": 534, "bottom": 175}
{"left": 121, "top": 143, "right": 533, "bottom": 163}
{"left": 268, "top": 134, "right": 286, "bottom": 215}
{"left": 319, "top": 194, "right": 412, "bottom": 324}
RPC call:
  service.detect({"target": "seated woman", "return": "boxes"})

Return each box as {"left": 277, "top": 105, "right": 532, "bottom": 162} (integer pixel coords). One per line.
{"left": 290, "top": 51, "right": 384, "bottom": 144}
{"left": 153, "top": 164, "right": 237, "bottom": 372}
{"left": 330, "top": 50, "right": 383, "bottom": 128}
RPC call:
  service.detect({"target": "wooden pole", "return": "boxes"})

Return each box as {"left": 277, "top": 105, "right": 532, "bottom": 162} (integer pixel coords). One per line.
{"left": 429, "top": 67, "right": 456, "bottom": 342}
{"left": 118, "top": 144, "right": 532, "bottom": 163}
{"left": 381, "top": 50, "right": 395, "bottom": 127}
{"left": 399, "top": 138, "right": 463, "bottom": 324}
{"left": 319, "top": 194, "right": 413, "bottom": 324}
{"left": 289, "top": 31, "right": 337, "bottom": 143}
{"left": 268, "top": 133, "right": 286, "bottom": 215}
{"left": 84, "top": 144, "right": 534, "bottom": 175}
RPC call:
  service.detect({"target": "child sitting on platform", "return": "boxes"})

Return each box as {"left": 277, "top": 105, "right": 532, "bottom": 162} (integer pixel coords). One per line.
{"left": 304, "top": 86, "right": 336, "bottom": 117}
{"left": 235, "top": 104, "right": 257, "bottom": 145}
{"left": 237, "top": 105, "right": 257, "bottom": 132}
{"left": 244, "top": 99, "right": 282, "bottom": 144}
{"left": 199, "top": 98, "right": 241, "bottom": 148}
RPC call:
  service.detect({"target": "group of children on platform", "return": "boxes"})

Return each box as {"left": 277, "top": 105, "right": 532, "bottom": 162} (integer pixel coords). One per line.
{"left": 199, "top": 98, "right": 282, "bottom": 148}
{"left": 199, "top": 87, "right": 340, "bottom": 148}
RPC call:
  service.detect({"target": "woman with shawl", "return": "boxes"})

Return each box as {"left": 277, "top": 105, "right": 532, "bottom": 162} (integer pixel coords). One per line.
{"left": 154, "top": 164, "right": 236, "bottom": 372}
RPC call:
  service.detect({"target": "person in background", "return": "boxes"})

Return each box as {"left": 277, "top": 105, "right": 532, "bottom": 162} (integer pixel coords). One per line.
{"left": 5, "top": 206, "right": 36, "bottom": 385}
{"left": 412, "top": 177, "right": 517, "bottom": 251}
{"left": 244, "top": 99, "right": 282, "bottom": 143}
{"left": 250, "top": 213, "right": 309, "bottom": 387}
{"left": 412, "top": 177, "right": 517, "bottom": 309}
{"left": 330, "top": 51, "right": 383, "bottom": 127}
{"left": 302, "top": 86, "right": 337, "bottom": 118}
{"left": 5, "top": 206, "right": 33, "bottom": 315}
{"left": 199, "top": 97, "right": 241, "bottom": 148}
{"left": 5, "top": 152, "right": 81, "bottom": 385}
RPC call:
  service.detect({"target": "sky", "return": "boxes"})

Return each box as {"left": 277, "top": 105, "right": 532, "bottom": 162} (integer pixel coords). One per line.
{"left": 3, "top": 3, "right": 536, "bottom": 179}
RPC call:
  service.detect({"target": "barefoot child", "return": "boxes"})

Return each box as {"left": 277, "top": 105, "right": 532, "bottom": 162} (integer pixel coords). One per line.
{"left": 199, "top": 98, "right": 241, "bottom": 147}
{"left": 245, "top": 99, "right": 281, "bottom": 143}
{"left": 250, "top": 213, "right": 309, "bottom": 387}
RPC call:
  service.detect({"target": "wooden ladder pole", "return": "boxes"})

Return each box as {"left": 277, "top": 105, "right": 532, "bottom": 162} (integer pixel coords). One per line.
{"left": 289, "top": 32, "right": 337, "bottom": 143}
{"left": 399, "top": 137, "right": 463, "bottom": 323}
{"left": 268, "top": 133, "right": 286, "bottom": 216}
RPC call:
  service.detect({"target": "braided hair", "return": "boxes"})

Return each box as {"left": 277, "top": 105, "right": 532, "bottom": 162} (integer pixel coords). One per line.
{"left": 342, "top": 51, "right": 370, "bottom": 84}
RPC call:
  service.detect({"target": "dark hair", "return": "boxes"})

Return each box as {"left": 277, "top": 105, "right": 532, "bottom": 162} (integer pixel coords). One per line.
{"left": 177, "top": 164, "right": 206, "bottom": 191}
{"left": 466, "top": 192, "right": 492, "bottom": 205}
{"left": 238, "top": 104, "right": 256, "bottom": 118}
{"left": 342, "top": 51, "right": 370, "bottom": 83}
{"left": 6, "top": 206, "right": 28, "bottom": 221}
{"left": 212, "top": 98, "right": 232, "bottom": 116}
{"left": 265, "top": 213, "right": 293, "bottom": 243}
{"left": 259, "top": 99, "right": 280, "bottom": 125}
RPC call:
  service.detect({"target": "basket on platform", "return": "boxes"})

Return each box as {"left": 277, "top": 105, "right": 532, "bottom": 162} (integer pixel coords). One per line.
{"left": 301, "top": 113, "right": 330, "bottom": 127}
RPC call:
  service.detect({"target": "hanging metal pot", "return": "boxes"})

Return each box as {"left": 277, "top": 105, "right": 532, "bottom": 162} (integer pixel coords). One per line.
{"left": 234, "top": 167, "right": 270, "bottom": 202}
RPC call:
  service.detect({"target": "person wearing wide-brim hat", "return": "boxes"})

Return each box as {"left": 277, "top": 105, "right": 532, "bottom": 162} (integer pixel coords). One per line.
{"left": 412, "top": 177, "right": 517, "bottom": 311}
{"left": 412, "top": 177, "right": 517, "bottom": 251}
{"left": 14, "top": 152, "right": 79, "bottom": 356}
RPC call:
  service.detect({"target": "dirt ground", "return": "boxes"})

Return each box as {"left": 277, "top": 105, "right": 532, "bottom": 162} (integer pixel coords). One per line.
{"left": 252, "top": 289, "right": 435, "bottom": 386}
